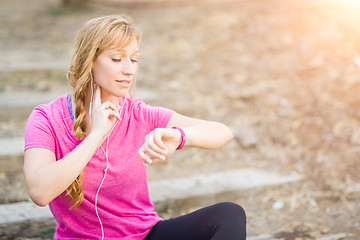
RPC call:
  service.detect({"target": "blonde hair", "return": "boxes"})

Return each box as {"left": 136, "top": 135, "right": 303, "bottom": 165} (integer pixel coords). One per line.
{"left": 66, "top": 15, "right": 141, "bottom": 208}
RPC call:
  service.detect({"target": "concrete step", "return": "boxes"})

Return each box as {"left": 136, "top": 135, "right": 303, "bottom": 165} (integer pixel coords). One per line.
{"left": 0, "top": 88, "right": 158, "bottom": 122}
{"left": 0, "top": 169, "right": 351, "bottom": 239}
{"left": 0, "top": 90, "right": 68, "bottom": 122}
{"left": 0, "top": 89, "right": 158, "bottom": 110}
{"left": 0, "top": 138, "right": 24, "bottom": 157}
{"left": 0, "top": 168, "right": 302, "bottom": 237}
{"left": 0, "top": 201, "right": 51, "bottom": 225}
{"left": 0, "top": 62, "right": 68, "bottom": 72}
{"left": 247, "top": 233, "right": 350, "bottom": 240}
{"left": 0, "top": 91, "right": 68, "bottom": 109}
{"left": 149, "top": 168, "right": 302, "bottom": 202}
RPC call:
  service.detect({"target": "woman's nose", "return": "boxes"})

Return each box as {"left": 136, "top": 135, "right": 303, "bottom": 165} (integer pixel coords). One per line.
{"left": 122, "top": 59, "right": 136, "bottom": 75}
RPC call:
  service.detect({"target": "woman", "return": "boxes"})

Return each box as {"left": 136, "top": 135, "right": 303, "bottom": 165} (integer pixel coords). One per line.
{"left": 23, "top": 15, "right": 246, "bottom": 240}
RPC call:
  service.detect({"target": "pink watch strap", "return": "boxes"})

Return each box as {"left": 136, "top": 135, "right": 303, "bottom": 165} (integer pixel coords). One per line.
{"left": 172, "top": 127, "right": 186, "bottom": 150}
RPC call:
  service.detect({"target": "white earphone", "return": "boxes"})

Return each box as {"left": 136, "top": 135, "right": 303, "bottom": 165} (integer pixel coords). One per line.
{"left": 89, "top": 70, "right": 126, "bottom": 240}
{"left": 89, "top": 70, "right": 95, "bottom": 125}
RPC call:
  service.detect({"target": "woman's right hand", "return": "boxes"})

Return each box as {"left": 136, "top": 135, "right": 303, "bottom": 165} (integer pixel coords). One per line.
{"left": 24, "top": 85, "right": 121, "bottom": 206}
{"left": 89, "top": 85, "right": 122, "bottom": 143}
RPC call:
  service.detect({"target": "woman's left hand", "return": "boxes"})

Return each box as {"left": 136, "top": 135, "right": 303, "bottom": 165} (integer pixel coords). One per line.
{"left": 137, "top": 128, "right": 182, "bottom": 165}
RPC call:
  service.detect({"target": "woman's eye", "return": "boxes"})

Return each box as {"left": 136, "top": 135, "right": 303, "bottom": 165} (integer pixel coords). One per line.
{"left": 131, "top": 59, "right": 138, "bottom": 63}
{"left": 112, "top": 58, "right": 121, "bottom": 62}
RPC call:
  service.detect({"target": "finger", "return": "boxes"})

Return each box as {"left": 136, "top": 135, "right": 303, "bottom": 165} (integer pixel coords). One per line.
{"left": 144, "top": 147, "right": 166, "bottom": 161}
{"left": 137, "top": 147, "right": 153, "bottom": 164}
{"left": 100, "top": 101, "right": 121, "bottom": 121}
{"left": 107, "top": 109, "right": 122, "bottom": 121}
{"left": 145, "top": 132, "right": 167, "bottom": 160}
{"left": 147, "top": 131, "right": 166, "bottom": 153}
{"left": 102, "top": 101, "right": 120, "bottom": 111}
{"left": 153, "top": 129, "right": 168, "bottom": 153}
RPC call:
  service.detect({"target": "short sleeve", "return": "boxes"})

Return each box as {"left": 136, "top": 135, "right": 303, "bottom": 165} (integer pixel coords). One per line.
{"left": 24, "top": 106, "right": 56, "bottom": 153}
{"left": 132, "top": 99, "right": 175, "bottom": 130}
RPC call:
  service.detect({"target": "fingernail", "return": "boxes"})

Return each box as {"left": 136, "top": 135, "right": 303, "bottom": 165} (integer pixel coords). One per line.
{"left": 143, "top": 162, "right": 148, "bottom": 166}
{"left": 161, "top": 155, "right": 166, "bottom": 161}
{"left": 146, "top": 158, "right": 152, "bottom": 164}
{"left": 162, "top": 150, "right": 168, "bottom": 155}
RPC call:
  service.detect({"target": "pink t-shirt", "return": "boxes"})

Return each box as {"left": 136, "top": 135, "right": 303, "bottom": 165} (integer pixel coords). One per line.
{"left": 24, "top": 94, "right": 175, "bottom": 240}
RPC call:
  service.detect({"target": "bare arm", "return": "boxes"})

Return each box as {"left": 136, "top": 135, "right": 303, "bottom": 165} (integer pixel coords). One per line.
{"left": 23, "top": 86, "right": 121, "bottom": 206}
{"left": 23, "top": 132, "right": 103, "bottom": 206}
{"left": 167, "top": 113, "right": 233, "bottom": 149}
{"left": 137, "top": 113, "right": 233, "bottom": 165}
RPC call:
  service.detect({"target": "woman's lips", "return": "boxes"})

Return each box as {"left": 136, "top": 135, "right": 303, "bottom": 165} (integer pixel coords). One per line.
{"left": 116, "top": 79, "right": 132, "bottom": 88}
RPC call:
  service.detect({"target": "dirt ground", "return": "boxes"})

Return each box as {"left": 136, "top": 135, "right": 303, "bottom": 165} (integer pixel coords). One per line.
{"left": 1, "top": 0, "right": 360, "bottom": 239}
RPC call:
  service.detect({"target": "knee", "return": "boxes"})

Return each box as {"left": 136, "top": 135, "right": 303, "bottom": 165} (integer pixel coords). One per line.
{"left": 212, "top": 202, "right": 247, "bottom": 239}
{"left": 214, "top": 202, "right": 246, "bottom": 222}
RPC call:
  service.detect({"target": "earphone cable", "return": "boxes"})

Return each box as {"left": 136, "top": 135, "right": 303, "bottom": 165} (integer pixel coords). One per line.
{"left": 94, "top": 96, "right": 127, "bottom": 240}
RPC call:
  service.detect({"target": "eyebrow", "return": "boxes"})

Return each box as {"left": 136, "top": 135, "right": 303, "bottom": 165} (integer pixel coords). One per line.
{"left": 108, "top": 49, "right": 139, "bottom": 54}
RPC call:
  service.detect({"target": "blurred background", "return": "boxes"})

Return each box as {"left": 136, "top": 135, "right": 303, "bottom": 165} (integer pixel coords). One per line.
{"left": 0, "top": 0, "right": 360, "bottom": 239}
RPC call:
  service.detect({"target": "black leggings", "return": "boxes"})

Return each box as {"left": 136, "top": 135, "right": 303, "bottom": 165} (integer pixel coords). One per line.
{"left": 144, "top": 202, "right": 246, "bottom": 240}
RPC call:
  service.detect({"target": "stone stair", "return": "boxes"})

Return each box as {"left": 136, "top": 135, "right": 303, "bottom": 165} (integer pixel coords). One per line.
{"left": 0, "top": 167, "right": 302, "bottom": 238}
{"left": 0, "top": 168, "right": 302, "bottom": 224}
